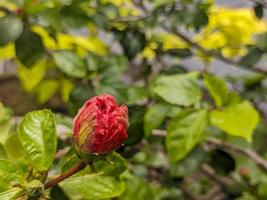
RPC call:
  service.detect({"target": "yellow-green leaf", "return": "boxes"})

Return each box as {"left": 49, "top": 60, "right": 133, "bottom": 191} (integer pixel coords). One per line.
{"left": 210, "top": 101, "right": 259, "bottom": 141}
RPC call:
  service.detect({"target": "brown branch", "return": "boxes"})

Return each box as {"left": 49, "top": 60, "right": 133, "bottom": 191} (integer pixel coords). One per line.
{"left": 44, "top": 161, "right": 86, "bottom": 189}
{"left": 151, "top": 129, "right": 267, "bottom": 172}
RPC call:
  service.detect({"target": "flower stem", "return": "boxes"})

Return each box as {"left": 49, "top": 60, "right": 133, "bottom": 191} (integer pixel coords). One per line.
{"left": 44, "top": 161, "right": 86, "bottom": 189}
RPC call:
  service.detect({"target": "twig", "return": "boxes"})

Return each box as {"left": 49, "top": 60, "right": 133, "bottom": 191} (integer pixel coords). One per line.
{"left": 206, "top": 137, "right": 267, "bottom": 172}
{"left": 165, "top": 26, "right": 267, "bottom": 75}
{"left": 44, "top": 161, "right": 86, "bottom": 189}
{"left": 151, "top": 130, "right": 267, "bottom": 172}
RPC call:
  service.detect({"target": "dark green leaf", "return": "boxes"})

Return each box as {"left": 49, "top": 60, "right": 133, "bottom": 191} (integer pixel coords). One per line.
{"left": 166, "top": 110, "right": 207, "bottom": 162}
{"left": 60, "top": 175, "right": 125, "bottom": 199}
{"left": 256, "top": 33, "right": 267, "bottom": 52}
{"left": 254, "top": 3, "right": 264, "bottom": 19}
{"left": 96, "top": 152, "right": 127, "bottom": 177}
{"left": 238, "top": 48, "right": 263, "bottom": 67}
{"left": 52, "top": 51, "right": 87, "bottom": 78}
{"left": 18, "top": 109, "right": 57, "bottom": 170}
{"left": 166, "top": 48, "right": 192, "bottom": 57}
{"left": 50, "top": 185, "right": 69, "bottom": 200}
{"left": 125, "top": 107, "right": 145, "bottom": 145}
{"left": 15, "top": 29, "right": 45, "bottom": 67}
{"left": 144, "top": 103, "right": 171, "bottom": 136}
{"left": 170, "top": 146, "right": 206, "bottom": 177}
{"left": 0, "top": 15, "right": 23, "bottom": 46}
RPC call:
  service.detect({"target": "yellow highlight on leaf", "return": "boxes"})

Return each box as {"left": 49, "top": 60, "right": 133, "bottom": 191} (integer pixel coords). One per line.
{"left": 157, "top": 32, "right": 189, "bottom": 50}
{"left": 0, "top": 43, "right": 15, "bottom": 59}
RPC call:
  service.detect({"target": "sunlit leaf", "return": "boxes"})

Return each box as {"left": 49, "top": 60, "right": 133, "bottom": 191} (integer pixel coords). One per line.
{"left": 204, "top": 74, "right": 228, "bottom": 107}
{"left": 210, "top": 101, "right": 259, "bottom": 141}
{"left": 60, "top": 174, "right": 125, "bottom": 199}
{"left": 153, "top": 72, "right": 201, "bottom": 106}
{"left": 18, "top": 109, "right": 57, "bottom": 170}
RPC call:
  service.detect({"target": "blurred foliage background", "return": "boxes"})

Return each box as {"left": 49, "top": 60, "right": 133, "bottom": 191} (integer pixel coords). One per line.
{"left": 1, "top": 0, "right": 267, "bottom": 199}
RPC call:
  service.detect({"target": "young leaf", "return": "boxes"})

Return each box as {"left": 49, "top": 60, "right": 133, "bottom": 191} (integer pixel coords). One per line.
{"left": 0, "top": 159, "right": 24, "bottom": 190}
{"left": 15, "top": 29, "right": 45, "bottom": 67}
{"left": 0, "top": 15, "right": 23, "bottom": 46}
{"left": 144, "top": 103, "right": 171, "bottom": 136}
{"left": 204, "top": 74, "right": 228, "bottom": 107}
{"left": 60, "top": 175, "right": 125, "bottom": 199}
{"left": 52, "top": 50, "right": 87, "bottom": 78}
{"left": 166, "top": 110, "right": 207, "bottom": 162}
{"left": 210, "top": 101, "right": 259, "bottom": 141}
{"left": 153, "top": 72, "right": 201, "bottom": 106}
{"left": 0, "top": 188, "right": 25, "bottom": 200}
{"left": 18, "top": 110, "right": 57, "bottom": 171}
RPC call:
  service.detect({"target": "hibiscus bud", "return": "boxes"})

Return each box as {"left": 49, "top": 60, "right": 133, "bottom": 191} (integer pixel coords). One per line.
{"left": 73, "top": 94, "right": 128, "bottom": 156}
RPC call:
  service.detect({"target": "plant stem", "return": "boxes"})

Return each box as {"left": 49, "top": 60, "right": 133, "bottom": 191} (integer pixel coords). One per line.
{"left": 89, "top": 162, "right": 96, "bottom": 173}
{"left": 44, "top": 161, "right": 86, "bottom": 189}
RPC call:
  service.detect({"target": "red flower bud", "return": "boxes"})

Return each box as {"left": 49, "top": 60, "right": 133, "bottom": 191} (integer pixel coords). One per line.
{"left": 73, "top": 94, "right": 128, "bottom": 155}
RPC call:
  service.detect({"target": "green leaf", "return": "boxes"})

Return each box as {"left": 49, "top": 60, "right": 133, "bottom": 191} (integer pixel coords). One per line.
{"left": 34, "top": 79, "right": 59, "bottom": 104}
{"left": 96, "top": 152, "right": 127, "bottom": 177}
{"left": 0, "top": 159, "right": 24, "bottom": 190}
{"left": 153, "top": 72, "right": 201, "bottom": 106}
{"left": 0, "top": 143, "right": 7, "bottom": 159}
{"left": 254, "top": 3, "right": 263, "bottom": 19}
{"left": 256, "top": 33, "right": 267, "bottom": 52}
{"left": 170, "top": 146, "right": 206, "bottom": 178}
{"left": 4, "top": 132, "right": 25, "bottom": 161}
{"left": 18, "top": 109, "right": 57, "bottom": 170}
{"left": 59, "top": 148, "right": 79, "bottom": 173}
{"left": 0, "top": 188, "right": 25, "bottom": 200}
{"left": 0, "top": 15, "right": 23, "bottom": 46}
{"left": 60, "top": 175, "right": 125, "bottom": 199}
{"left": 166, "top": 110, "right": 207, "bottom": 162}
{"left": 121, "top": 176, "right": 154, "bottom": 200}
{"left": 15, "top": 29, "right": 45, "bottom": 67}
{"left": 204, "top": 74, "right": 228, "bottom": 107}
{"left": 210, "top": 101, "right": 259, "bottom": 141}
{"left": 126, "top": 86, "right": 148, "bottom": 106}
{"left": 0, "top": 103, "right": 11, "bottom": 144}
{"left": 17, "top": 59, "right": 47, "bottom": 92}
{"left": 52, "top": 51, "right": 87, "bottom": 78}
{"left": 144, "top": 103, "right": 171, "bottom": 136}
